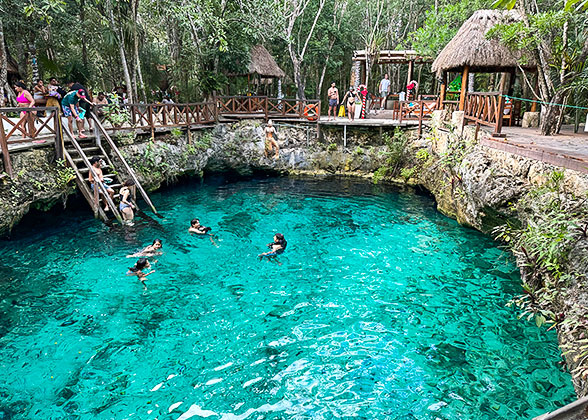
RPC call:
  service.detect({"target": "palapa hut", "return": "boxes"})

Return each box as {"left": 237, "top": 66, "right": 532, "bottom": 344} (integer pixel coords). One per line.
{"left": 229, "top": 45, "right": 285, "bottom": 96}
{"left": 432, "top": 10, "right": 535, "bottom": 112}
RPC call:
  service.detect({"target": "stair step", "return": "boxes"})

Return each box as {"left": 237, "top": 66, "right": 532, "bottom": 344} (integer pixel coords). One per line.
{"left": 79, "top": 165, "right": 110, "bottom": 174}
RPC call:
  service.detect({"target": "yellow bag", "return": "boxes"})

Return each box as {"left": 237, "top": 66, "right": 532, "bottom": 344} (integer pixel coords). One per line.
{"left": 338, "top": 105, "right": 345, "bottom": 117}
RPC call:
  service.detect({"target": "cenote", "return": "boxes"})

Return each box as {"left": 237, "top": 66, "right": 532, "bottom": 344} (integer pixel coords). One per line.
{"left": 0, "top": 176, "right": 575, "bottom": 419}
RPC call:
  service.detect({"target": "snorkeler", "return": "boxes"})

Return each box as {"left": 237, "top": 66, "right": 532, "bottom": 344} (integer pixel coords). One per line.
{"left": 258, "top": 233, "right": 287, "bottom": 262}
{"left": 127, "top": 239, "right": 163, "bottom": 258}
{"left": 127, "top": 258, "right": 155, "bottom": 290}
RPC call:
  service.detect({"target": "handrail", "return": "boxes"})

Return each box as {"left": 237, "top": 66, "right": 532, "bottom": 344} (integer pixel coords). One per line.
{"left": 63, "top": 148, "right": 106, "bottom": 220}
{"left": 90, "top": 111, "right": 158, "bottom": 216}
{"left": 62, "top": 125, "right": 124, "bottom": 224}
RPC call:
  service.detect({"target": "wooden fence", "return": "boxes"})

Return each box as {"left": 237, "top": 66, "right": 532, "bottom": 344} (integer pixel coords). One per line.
{"left": 0, "top": 106, "right": 63, "bottom": 176}
{"left": 462, "top": 92, "right": 505, "bottom": 136}
{"left": 216, "top": 96, "right": 321, "bottom": 121}
{"left": 392, "top": 100, "right": 438, "bottom": 135}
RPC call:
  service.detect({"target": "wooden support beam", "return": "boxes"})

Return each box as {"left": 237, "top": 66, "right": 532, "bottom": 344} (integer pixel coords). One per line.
{"left": 439, "top": 72, "right": 447, "bottom": 109}
{"left": 407, "top": 60, "right": 414, "bottom": 93}
{"left": 459, "top": 66, "right": 469, "bottom": 111}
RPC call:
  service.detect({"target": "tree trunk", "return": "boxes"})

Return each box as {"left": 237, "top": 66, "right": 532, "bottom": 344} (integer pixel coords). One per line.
{"left": 80, "top": 0, "right": 88, "bottom": 69}
{"left": 107, "top": 0, "right": 133, "bottom": 103}
{"left": 289, "top": 51, "right": 305, "bottom": 100}
{"left": 0, "top": 19, "right": 7, "bottom": 107}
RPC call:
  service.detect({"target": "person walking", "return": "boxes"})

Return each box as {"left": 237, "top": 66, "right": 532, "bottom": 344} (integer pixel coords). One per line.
{"left": 327, "top": 82, "right": 339, "bottom": 121}
{"left": 379, "top": 74, "right": 390, "bottom": 110}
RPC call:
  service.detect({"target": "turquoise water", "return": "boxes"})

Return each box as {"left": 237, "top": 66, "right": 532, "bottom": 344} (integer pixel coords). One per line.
{"left": 0, "top": 176, "right": 574, "bottom": 419}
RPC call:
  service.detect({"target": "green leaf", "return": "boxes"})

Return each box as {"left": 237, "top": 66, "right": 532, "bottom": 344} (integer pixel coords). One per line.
{"left": 492, "top": 0, "right": 517, "bottom": 9}
{"left": 535, "top": 314, "right": 546, "bottom": 327}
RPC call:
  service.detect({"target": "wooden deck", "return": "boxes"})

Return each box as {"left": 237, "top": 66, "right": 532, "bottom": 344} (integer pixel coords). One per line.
{"left": 483, "top": 125, "right": 588, "bottom": 173}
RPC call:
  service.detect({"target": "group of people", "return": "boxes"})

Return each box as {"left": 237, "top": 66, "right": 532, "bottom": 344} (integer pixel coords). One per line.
{"left": 326, "top": 74, "right": 419, "bottom": 121}
{"left": 126, "top": 230, "right": 287, "bottom": 290}
{"left": 13, "top": 78, "right": 113, "bottom": 139}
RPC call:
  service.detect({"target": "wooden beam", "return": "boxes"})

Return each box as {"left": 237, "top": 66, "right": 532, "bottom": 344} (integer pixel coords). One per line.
{"left": 439, "top": 72, "right": 447, "bottom": 108}
{"left": 459, "top": 66, "right": 469, "bottom": 111}
{"left": 407, "top": 60, "right": 414, "bottom": 92}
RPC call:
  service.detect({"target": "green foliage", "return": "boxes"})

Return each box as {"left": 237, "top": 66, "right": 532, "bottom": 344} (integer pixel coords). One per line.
{"left": 195, "top": 132, "right": 213, "bottom": 151}
{"left": 353, "top": 146, "right": 364, "bottom": 156}
{"left": 372, "top": 129, "right": 409, "bottom": 183}
{"left": 416, "top": 148, "right": 430, "bottom": 163}
{"left": 327, "top": 143, "right": 338, "bottom": 152}
{"left": 54, "top": 159, "right": 76, "bottom": 190}
{"left": 410, "top": 0, "right": 491, "bottom": 57}
{"left": 104, "top": 102, "right": 130, "bottom": 128}
{"left": 114, "top": 132, "right": 136, "bottom": 145}
{"left": 400, "top": 167, "right": 416, "bottom": 181}
{"left": 171, "top": 127, "right": 183, "bottom": 140}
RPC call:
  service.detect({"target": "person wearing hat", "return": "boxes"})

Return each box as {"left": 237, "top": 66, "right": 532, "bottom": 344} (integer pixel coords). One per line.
{"left": 61, "top": 88, "right": 95, "bottom": 138}
{"left": 264, "top": 120, "right": 279, "bottom": 160}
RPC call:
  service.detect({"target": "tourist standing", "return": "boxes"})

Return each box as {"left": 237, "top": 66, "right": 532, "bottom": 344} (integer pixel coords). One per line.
{"left": 61, "top": 89, "right": 94, "bottom": 139}
{"left": 379, "top": 74, "right": 390, "bottom": 110}
{"left": 71, "top": 81, "right": 94, "bottom": 131}
{"left": 14, "top": 82, "right": 35, "bottom": 139}
{"left": 327, "top": 82, "right": 339, "bottom": 121}
{"left": 119, "top": 180, "right": 136, "bottom": 222}
{"left": 358, "top": 84, "right": 368, "bottom": 119}
{"left": 407, "top": 80, "right": 418, "bottom": 100}
{"left": 341, "top": 87, "right": 357, "bottom": 122}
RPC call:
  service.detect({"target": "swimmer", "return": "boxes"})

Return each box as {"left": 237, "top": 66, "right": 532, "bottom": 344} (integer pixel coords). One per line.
{"left": 258, "top": 233, "right": 287, "bottom": 263}
{"left": 188, "top": 218, "right": 212, "bottom": 235}
{"left": 127, "top": 239, "right": 163, "bottom": 258}
{"left": 127, "top": 258, "right": 155, "bottom": 290}
{"left": 189, "top": 218, "right": 217, "bottom": 245}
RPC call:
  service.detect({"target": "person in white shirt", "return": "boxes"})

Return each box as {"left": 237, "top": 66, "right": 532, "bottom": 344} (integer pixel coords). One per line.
{"left": 379, "top": 74, "right": 391, "bottom": 110}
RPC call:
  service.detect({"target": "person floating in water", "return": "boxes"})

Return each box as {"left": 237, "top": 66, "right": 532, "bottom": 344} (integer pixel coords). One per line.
{"left": 258, "top": 233, "right": 287, "bottom": 263}
{"left": 189, "top": 218, "right": 217, "bottom": 245}
{"left": 127, "top": 239, "right": 163, "bottom": 258}
{"left": 127, "top": 258, "right": 155, "bottom": 290}
{"left": 189, "top": 218, "right": 212, "bottom": 235}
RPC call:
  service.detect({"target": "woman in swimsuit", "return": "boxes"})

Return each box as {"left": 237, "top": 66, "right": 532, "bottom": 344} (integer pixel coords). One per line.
{"left": 119, "top": 179, "right": 136, "bottom": 222}
{"left": 341, "top": 87, "right": 357, "bottom": 122}
{"left": 14, "top": 82, "right": 35, "bottom": 139}
{"left": 127, "top": 258, "right": 155, "bottom": 290}
{"left": 258, "top": 233, "right": 287, "bottom": 262}
{"left": 127, "top": 239, "right": 163, "bottom": 258}
{"left": 264, "top": 120, "right": 279, "bottom": 160}
{"left": 33, "top": 79, "right": 48, "bottom": 106}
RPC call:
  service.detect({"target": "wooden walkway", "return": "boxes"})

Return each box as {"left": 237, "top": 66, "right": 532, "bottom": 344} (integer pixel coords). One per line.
{"left": 483, "top": 125, "right": 588, "bottom": 173}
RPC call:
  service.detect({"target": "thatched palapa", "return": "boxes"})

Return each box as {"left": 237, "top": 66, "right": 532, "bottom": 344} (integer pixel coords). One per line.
{"left": 432, "top": 10, "right": 535, "bottom": 75}
{"left": 246, "top": 45, "right": 285, "bottom": 78}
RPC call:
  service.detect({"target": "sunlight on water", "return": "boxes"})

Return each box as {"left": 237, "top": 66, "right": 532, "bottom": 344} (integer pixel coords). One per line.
{"left": 0, "top": 176, "right": 574, "bottom": 419}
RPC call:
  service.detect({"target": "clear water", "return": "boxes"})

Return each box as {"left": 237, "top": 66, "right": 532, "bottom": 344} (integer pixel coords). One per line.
{"left": 0, "top": 177, "right": 574, "bottom": 420}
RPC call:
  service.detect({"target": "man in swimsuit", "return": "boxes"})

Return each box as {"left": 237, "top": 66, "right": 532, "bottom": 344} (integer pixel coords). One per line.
{"left": 264, "top": 120, "right": 279, "bottom": 160}
{"left": 327, "top": 82, "right": 339, "bottom": 121}
{"left": 62, "top": 89, "right": 95, "bottom": 139}
{"left": 258, "top": 233, "right": 287, "bottom": 263}
{"left": 88, "top": 156, "right": 115, "bottom": 211}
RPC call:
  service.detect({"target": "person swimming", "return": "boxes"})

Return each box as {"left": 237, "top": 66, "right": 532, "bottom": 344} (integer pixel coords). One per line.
{"left": 189, "top": 218, "right": 217, "bottom": 245}
{"left": 127, "top": 258, "right": 155, "bottom": 290}
{"left": 188, "top": 218, "right": 212, "bottom": 235}
{"left": 258, "top": 233, "right": 287, "bottom": 262}
{"left": 127, "top": 239, "right": 163, "bottom": 258}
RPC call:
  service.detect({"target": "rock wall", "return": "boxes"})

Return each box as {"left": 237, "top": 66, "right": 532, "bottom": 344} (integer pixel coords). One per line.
{"left": 0, "top": 148, "right": 75, "bottom": 236}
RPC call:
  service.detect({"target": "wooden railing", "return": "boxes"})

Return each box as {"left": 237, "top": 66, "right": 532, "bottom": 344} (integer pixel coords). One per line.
{"left": 216, "top": 96, "right": 321, "bottom": 121}
{"left": 392, "top": 100, "right": 438, "bottom": 135}
{"left": 0, "top": 106, "right": 64, "bottom": 177}
{"left": 462, "top": 92, "right": 505, "bottom": 136}
{"left": 94, "top": 102, "right": 217, "bottom": 135}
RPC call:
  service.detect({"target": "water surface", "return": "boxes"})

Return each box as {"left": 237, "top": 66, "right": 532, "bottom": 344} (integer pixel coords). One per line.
{"left": 0, "top": 177, "right": 574, "bottom": 419}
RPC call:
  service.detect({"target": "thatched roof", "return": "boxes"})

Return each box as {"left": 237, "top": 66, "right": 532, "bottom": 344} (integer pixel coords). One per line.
{"left": 247, "top": 45, "right": 285, "bottom": 78}
{"left": 432, "top": 10, "right": 535, "bottom": 75}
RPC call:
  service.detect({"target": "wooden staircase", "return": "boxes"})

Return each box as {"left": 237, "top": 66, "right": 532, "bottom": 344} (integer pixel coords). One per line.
{"left": 62, "top": 120, "right": 157, "bottom": 224}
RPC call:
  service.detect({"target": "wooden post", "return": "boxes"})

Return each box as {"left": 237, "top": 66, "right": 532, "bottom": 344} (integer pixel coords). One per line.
{"left": 439, "top": 72, "right": 447, "bottom": 109}
{"left": 0, "top": 121, "right": 13, "bottom": 177}
{"left": 458, "top": 66, "right": 469, "bottom": 111}
{"left": 148, "top": 105, "right": 155, "bottom": 139}
{"left": 418, "top": 100, "right": 424, "bottom": 137}
{"left": 54, "top": 109, "right": 64, "bottom": 160}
